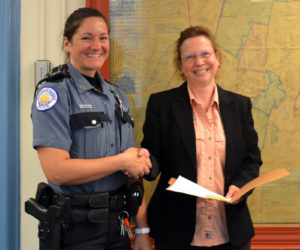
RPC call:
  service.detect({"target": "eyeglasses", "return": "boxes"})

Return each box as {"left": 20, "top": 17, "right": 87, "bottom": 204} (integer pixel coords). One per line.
{"left": 182, "top": 50, "right": 214, "bottom": 63}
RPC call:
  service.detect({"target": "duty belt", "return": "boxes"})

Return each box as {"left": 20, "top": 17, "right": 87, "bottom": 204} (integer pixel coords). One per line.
{"left": 53, "top": 191, "right": 127, "bottom": 224}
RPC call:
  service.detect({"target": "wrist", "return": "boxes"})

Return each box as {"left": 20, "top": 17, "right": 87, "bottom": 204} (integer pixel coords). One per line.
{"left": 133, "top": 227, "right": 150, "bottom": 234}
{"left": 119, "top": 152, "right": 127, "bottom": 171}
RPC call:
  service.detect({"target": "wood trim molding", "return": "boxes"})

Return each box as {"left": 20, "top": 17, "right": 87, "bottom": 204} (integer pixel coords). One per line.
{"left": 251, "top": 226, "right": 300, "bottom": 250}
{"left": 129, "top": 226, "right": 300, "bottom": 249}
{"left": 86, "top": 0, "right": 110, "bottom": 80}
{"left": 86, "top": 0, "right": 109, "bottom": 21}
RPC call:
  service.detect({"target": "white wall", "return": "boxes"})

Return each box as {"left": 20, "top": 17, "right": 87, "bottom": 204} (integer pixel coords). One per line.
{"left": 20, "top": 1, "right": 85, "bottom": 249}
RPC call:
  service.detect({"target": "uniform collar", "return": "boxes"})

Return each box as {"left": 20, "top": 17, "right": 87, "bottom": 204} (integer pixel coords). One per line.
{"left": 67, "top": 62, "right": 107, "bottom": 94}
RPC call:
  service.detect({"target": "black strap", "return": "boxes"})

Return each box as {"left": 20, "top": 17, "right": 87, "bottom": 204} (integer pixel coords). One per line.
{"left": 34, "top": 64, "right": 70, "bottom": 98}
{"left": 110, "top": 87, "right": 134, "bottom": 127}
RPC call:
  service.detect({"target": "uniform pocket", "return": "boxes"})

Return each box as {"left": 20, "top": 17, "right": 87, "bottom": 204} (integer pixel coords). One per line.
{"left": 70, "top": 112, "right": 111, "bottom": 159}
{"left": 70, "top": 112, "right": 111, "bottom": 130}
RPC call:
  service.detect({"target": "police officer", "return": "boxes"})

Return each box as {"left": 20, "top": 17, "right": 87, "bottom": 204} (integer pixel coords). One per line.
{"left": 31, "top": 7, "right": 152, "bottom": 250}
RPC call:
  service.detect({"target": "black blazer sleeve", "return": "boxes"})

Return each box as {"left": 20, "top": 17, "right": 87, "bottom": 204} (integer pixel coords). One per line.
{"left": 142, "top": 94, "right": 162, "bottom": 181}
{"left": 232, "top": 98, "right": 261, "bottom": 188}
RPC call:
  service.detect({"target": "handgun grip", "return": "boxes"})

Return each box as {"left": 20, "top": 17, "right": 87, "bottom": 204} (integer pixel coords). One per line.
{"left": 25, "top": 198, "right": 49, "bottom": 222}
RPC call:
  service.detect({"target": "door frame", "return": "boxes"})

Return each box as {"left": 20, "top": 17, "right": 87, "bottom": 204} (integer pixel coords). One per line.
{"left": 0, "top": 0, "right": 21, "bottom": 249}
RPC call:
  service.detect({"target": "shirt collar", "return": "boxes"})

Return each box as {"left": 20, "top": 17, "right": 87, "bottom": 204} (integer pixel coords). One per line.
{"left": 67, "top": 62, "right": 108, "bottom": 94}
{"left": 188, "top": 83, "right": 220, "bottom": 109}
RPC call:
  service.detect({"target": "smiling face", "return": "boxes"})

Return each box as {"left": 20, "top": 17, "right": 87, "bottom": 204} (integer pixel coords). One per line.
{"left": 63, "top": 17, "right": 109, "bottom": 77}
{"left": 180, "top": 35, "right": 220, "bottom": 86}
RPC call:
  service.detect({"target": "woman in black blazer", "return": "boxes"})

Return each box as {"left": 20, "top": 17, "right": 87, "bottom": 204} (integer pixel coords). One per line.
{"left": 141, "top": 26, "right": 262, "bottom": 250}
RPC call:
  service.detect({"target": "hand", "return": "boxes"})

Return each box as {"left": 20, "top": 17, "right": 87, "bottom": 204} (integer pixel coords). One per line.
{"left": 122, "top": 147, "right": 152, "bottom": 179}
{"left": 137, "top": 148, "right": 151, "bottom": 175}
{"left": 133, "top": 234, "right": 153, "bottom": 250}
{"left": 137, "top": 148, "right": 150, "bottom": 158}
{"left": 225, "top": 185, "right": 241, "bottom": 204}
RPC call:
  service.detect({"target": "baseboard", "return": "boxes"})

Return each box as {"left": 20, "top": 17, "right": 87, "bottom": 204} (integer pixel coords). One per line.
{"left": 251, "top": 226, "right": 300, "bottom": 250}
{"left": 131, "top": 226, "right": 300, "bottom": 249}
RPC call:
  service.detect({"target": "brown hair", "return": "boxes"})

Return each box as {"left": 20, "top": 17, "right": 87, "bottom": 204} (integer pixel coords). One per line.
{"left": 64, "top": 7, "right": 109, "bottom": 42}
{"left": 175, "top": 26, "right": 221, "bottom": 72}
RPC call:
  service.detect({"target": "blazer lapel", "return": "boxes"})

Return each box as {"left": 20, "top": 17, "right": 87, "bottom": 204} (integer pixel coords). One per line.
{"left": 171, "top": 83, "right": 197, "bottom": 168}
{"left": 218, "top": 86, "right": 236, "bottom": 174}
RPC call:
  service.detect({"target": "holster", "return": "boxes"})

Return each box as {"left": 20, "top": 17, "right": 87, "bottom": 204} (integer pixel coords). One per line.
{"left": 25, "top": 183, "right": 70, "bottom": 250}
{"left": 126, "top": 181, "right": 144, "bottom": 216}
{"left": 25, "top": 181, "right": 144, "bottom": 249}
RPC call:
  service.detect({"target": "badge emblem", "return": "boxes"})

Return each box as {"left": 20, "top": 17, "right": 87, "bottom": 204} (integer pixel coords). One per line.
{"left": 36, "top": 87, "right": 58, "bottom": 111}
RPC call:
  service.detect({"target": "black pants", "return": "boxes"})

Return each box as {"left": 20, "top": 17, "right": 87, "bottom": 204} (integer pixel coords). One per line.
{"left": 62, "top": 227, "right": 130, "bottom": 250}
{"left": 40, "top": 211, "right": 131, "bottom": 250}
{"left": 155, "top": 241, "right": 251, "bottom": 250}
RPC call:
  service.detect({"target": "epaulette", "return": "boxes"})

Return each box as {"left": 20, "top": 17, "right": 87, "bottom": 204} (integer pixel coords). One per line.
{"left": 34, "top": 64, "right": 70, "bottom": 98}
{"left": 44, "top": 64, "right": 70, "bottom": 82}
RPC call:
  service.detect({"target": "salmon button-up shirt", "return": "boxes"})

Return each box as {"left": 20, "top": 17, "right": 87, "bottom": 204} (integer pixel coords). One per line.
{"left": 188, "top": 84, "right": 230, "bottom": 247}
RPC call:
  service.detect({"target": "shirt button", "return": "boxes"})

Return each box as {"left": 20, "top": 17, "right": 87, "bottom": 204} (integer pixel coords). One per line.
{"left": 208, "top": 136, "right": 212, "bottom": 140}
{"left": 91, "top": 120, "right": 97, "bottom": 125}
{"left": 208, "top": 156, "right": 211, "bottom": 160}
{"left": 209, "top": 176, "right": 212, "bottom": 180}
{"left": 111, "top": 143, "right": 114, "bottom": 147}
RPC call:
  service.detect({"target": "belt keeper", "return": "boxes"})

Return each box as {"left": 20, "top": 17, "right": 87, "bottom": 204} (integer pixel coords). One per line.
{"left": 89, "top": 193, "right": 109, "bottom": 208}
{"left": 88, "top": 208, "right": 108, "bottom": 224}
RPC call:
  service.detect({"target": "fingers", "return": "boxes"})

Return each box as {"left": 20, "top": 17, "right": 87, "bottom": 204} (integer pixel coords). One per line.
{"left": 225, "top": 185, "right": 241, "bottom": 204}
{"left": 122, "top": 170, "right": 131, "bottom": 177}
{"left": 225, "top": 185, "right": 239, "bottom": 198}
{"left": 143, "top": 165, "right": 150, "bottom": 175}
{"left": 139, "top": 149, "right": 152, "bottom": 176}
{"left": 137, "top": 148, "right": 150, "bottom": 158}
{"left": 125, "top": 147, "right": 139, "bottom": 154}
{"left": 122, "top": 147, "right": 152, "bottom": 179}
{"left": 138, "top": 148, "right": 152, "bottom": 172}
{"left": 124, "top": 163, "right": 151, "bottom": 179}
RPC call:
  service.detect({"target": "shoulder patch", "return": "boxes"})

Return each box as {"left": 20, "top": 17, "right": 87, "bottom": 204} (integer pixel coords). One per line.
{"left": 36, "top": 87, "right": 58, "bottom": 111}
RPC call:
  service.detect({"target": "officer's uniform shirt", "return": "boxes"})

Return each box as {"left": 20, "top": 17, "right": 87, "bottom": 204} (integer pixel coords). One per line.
{"left": 32, "top": 62, "right": 135, "bottom": 195}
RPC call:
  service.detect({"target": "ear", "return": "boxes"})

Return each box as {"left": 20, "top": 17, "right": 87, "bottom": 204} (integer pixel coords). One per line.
{"left": 63, "top": 37, "right": 71, "bottom": 53}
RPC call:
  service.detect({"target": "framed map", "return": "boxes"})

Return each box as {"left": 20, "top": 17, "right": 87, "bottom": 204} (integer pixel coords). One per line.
{"left": 96, "top": 0, "right": 300, "bottom": 224}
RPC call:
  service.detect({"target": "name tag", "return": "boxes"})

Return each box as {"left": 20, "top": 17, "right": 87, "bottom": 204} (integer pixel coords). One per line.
{"left": 79, "top": 104, "right": 93, "bottom": 109}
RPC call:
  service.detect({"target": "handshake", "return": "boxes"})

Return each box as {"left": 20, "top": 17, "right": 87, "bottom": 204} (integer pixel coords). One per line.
{"left": 121, "top": 147, "right": 152, "bottom": 180}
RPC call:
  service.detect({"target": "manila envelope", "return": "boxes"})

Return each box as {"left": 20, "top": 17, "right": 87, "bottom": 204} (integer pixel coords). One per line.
{"left": 167, "top": 168, "right": 290, "bottom": 203}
